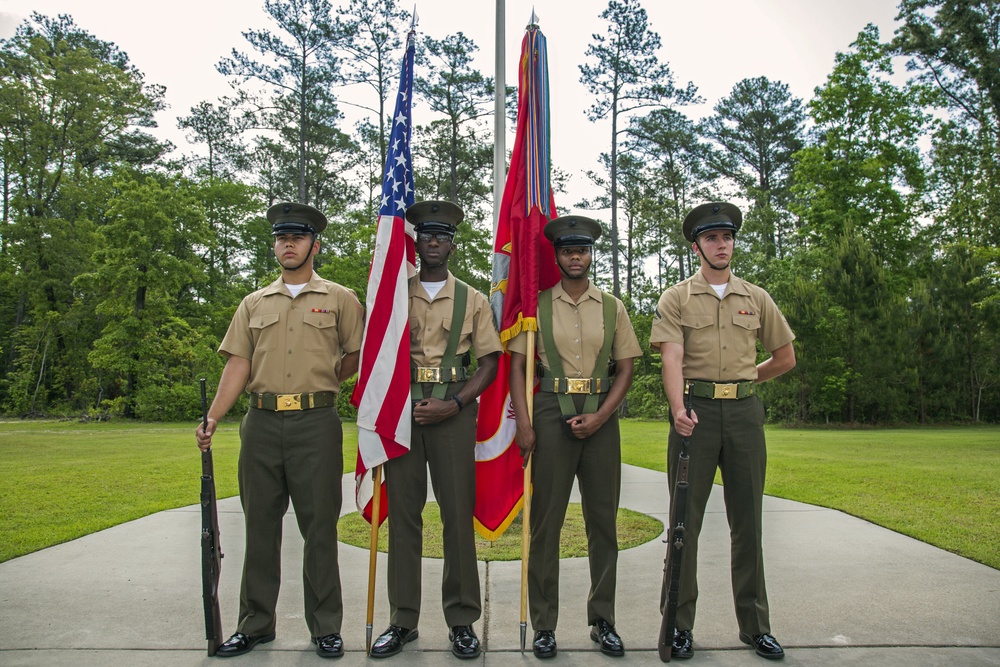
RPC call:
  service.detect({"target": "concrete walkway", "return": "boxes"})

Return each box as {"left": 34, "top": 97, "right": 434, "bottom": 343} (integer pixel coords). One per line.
{"left": 1, "top": 464, "right": 998, "bottom": 666}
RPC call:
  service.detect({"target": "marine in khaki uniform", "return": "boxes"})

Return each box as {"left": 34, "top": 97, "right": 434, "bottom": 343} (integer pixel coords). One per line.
{"left": 508, "top": 216, "right": 642, "bottom": 659}
{"left": 195, "top": 202, "right": 364, "bottom": 658}
{"left": 370, "top": 201, "right": 502, "bottom": 660}
{"left": 650, "top": 202, "right": 796, "bottom": 661}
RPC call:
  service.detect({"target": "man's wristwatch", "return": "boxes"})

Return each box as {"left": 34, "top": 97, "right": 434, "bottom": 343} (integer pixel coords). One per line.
{"left": 453, "top": 395, "right": 465, "bottom": 410}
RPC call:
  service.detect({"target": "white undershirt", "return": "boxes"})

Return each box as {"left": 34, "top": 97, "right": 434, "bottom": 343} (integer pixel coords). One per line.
{"left": 710, "top": 282, "right": 728, "bottom": 299}
{"left": 285, "top": 283, "right": 306, "bottom": 297}
{"left": 422, "top": 280, "right": 446, "bottom": 300}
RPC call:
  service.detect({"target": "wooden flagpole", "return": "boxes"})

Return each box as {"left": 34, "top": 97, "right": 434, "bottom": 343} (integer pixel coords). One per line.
{"left": 520, "top": 330, "right": 536, "bottom": 652}
{"left": 365, "top": 464, "right": 382, "bottom": 654}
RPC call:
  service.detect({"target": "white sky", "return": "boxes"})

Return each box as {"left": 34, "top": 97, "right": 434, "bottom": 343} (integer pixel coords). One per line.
{"left": 0, "top": 0, "right": 902, "bottom": 214}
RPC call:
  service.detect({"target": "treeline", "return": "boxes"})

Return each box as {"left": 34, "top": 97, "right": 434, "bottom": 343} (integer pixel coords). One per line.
{"left": 1, "top": 0, "right": 997, "bottom": 424}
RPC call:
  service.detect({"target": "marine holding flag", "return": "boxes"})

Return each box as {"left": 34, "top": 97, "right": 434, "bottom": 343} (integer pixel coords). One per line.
{"left": 509, "top": 216, "right": 641, "bottom": 659}
{"left": 369, "top": 201, "right": 502, "bottom": 660}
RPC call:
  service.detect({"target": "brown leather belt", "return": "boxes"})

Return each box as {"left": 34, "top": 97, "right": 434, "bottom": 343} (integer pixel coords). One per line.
{"left": 686, "top": 380, "right": 755, "bottom": 400}
{"left": 249, "top": 391, "right": 337, "bottom": 411}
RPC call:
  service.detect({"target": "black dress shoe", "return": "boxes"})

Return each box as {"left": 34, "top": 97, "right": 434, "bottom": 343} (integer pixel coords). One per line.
{"left": 532, "top": 630, "right": 557, "bottom": 659}
{"left": 370, "top": 625, "right": 418, "bottom": 658}
{"left": 312, "top": 633, "right": 344, "bottom": 658}
{"left": 449, "top": 625, "right": 481, "bottom": 659}
{"left": 589, "top": 618, "right": 625, "bottom": 657}
{"left": 740, "top": 632, "right": 785, "bottom": 660}
{"left": 671, "top": 629, "right": 694, "bottom": 660}
{"left": 216, "top": 631, "right": 276, "bottom": 657}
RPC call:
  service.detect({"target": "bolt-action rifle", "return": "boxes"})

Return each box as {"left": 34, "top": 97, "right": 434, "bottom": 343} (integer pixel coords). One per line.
{"left": 200, "top": 378, "right": 224, "bottom": 656}
{"left": 657, "top": 383, "right": 693, "bottom": 662}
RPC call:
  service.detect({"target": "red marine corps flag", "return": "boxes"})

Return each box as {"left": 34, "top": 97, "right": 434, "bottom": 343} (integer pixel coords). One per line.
{"left": 474, "top": 19, "right": 560, "bottom": 539}
{"left": 352, "top": 28, "right": 417, "bottom": 526}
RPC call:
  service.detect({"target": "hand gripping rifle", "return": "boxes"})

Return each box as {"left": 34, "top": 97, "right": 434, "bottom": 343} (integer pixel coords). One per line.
{"left": 657, "top": 383, "right": 692, "bottom": 662}
{"left": 200, "top": 378, "right": 224, "bottom": 656}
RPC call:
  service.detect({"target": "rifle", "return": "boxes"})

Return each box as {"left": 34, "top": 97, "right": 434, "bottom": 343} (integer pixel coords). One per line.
{"left": 657, "top": 383, "right": 693, "bottom": 662}
{"left": 200, "top": 378, "right": 224, "bottom": 656}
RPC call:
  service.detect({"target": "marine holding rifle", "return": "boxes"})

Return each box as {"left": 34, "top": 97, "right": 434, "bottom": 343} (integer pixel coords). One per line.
{"left": 369, "top": 200, "right": 502, "bottom": 660}
{"left": 650, "top": 202, "right": 796, "bottom": 661}
{"left": 195, "top": 202, "right": 364, "bottom": 658}
{"left": 509, "top": 215, "right": 642, "bottom": 659}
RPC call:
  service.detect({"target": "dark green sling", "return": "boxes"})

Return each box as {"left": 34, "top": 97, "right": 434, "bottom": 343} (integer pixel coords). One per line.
{"left": 537, "top": 289, "right": 616, "bottom": 416}
{"left": 411, "top": 279, "right": 468, "bottom": 401}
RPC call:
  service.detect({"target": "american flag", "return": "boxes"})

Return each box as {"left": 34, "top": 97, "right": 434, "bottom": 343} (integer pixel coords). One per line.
{"left": 351, "top": 30, "right": 417, "bottom": 524}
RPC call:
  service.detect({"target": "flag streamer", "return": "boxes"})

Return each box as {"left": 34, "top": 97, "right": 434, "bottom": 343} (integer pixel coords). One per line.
{"left": 474, "top": 25, "right": 560, "bottom": 541}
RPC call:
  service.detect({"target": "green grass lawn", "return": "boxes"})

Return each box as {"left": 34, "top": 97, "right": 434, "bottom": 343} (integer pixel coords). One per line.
{"left": 1, "top": 419, "right": 997, "bottom": 570}
{"left": 338, "top": 503, "right": 662, "bottom": 561}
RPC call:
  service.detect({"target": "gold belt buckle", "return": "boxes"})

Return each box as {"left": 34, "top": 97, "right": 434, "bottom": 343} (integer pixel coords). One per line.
{"left": 566, "top": 378, "right": 592, "bottom": 394}
{"left": 416, "top": 367, "right": 441, "bottom": 383}
{"left": 275, "top": 393, "right": 302, "bottom": 410}
{"left": 713, "top": 383, "right": 738, "bottom": 399}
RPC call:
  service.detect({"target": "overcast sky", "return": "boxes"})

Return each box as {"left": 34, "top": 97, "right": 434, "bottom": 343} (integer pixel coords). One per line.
{"left": 0, "top": 0, "right": 903, "bottom": 214}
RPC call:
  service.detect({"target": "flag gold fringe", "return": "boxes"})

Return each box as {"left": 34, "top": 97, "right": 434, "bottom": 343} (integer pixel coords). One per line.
{"left": 499, "top": 315, "right": 539, "bottom": 348}
{"left": 473, "top": 486, "right": 531, "bottom": 541}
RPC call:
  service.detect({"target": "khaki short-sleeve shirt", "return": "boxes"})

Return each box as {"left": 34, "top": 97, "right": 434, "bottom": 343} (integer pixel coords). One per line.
{"left": 649, "top": 271, "right": 794, "bottom": 381}
{"left": 508, "top": 281, "right": 642, "bottom": 377}
{"left": 219, "top": 271, "right": 364, "bottom": 393}
{"left": 409, "top": 272, "right": 503, "bottom": 366}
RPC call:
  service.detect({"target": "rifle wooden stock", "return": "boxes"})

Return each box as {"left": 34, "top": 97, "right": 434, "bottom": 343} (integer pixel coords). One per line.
{"left": 200, "top": 379, "right": 224, "bottom": 656}
{"left": 657, "top": 387, "right": 693, "bottom": 662}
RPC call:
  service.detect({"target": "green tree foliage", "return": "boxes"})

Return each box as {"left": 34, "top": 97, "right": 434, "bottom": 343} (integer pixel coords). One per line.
{"left": 218, "top": 0, "right": 355, "bottom": 208}
{"left": 0, "top": 6, "right": 997, "bottom": 425}
{"left": 79, "top": 174, "right": 214, "bottom": 418}
{"left": 414, "top": 32, "right": 495, "bottom": 209}
{"left": 627, "top": 108, "right": 714, "bottom": 286}
{"left": 579, "top": 0, "right": 699, "bottom": 296}
{"left": 894, "top": 0, "right": 1000, "bottom": 137}
{"left": 0, "top": 13, "right": 169, "bottom": 416}
{"left": 793, "top": 25, "right": 931, "bottom": 273}
{"left": 332, "top": 0, "right": 411, "bottom": 159}
{"left": 412, "top": 31, "right": 502, "bottom": 289}
{"left": 700, "top": 77, "right": 805, "bottom": 272}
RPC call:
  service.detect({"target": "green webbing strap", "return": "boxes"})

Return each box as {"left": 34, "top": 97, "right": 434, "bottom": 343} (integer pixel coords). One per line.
{"left": 538, "top": 290, "right": 617, "bottom": 416}
{"left": 583, "top": 293, "right": 617, "bottom": 414}
{"left": 537, "top": 291, "right": 574, "bottom": 416}
{"left": 411, "top": 279, "right": 469, "bottom": 401}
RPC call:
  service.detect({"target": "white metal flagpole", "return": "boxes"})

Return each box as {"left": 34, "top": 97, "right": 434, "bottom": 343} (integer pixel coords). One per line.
{"left": 493, "top": 0, "right": 506, "bottom": 234}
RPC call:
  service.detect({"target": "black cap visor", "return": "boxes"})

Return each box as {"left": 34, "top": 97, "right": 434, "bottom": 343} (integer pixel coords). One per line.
{"left": 414, "top": 221, "right": 457, "bottom": 236}
{"left": 272, "top": 221, "right": 317, "bottom": 236}
{"left": 552, "top": 234, "right": 595, "bottom": 248}
{"left": 691, "top": 220, "right": 737, "bottom": 239}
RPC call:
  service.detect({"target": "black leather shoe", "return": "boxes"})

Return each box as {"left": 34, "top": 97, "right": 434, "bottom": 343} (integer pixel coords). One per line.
{"left": 532, "top": 630, "right": 557, "bottom": 659}
{"left": 449, "top": 625, "right": 481, "bottom": 659}
{"left": 740, "top": 632, "right": 785, "bottom": 660}
{"left": 216, "top": 631, "right": 276, "bottom": 657}
{"left": 671, "top": 629, "right": 694, "bottom": 660}
{"left": 312, "top": 633, "right": 344, "bottom": 658}
{"left": 589, "top": 619, "right": 625, "bottom": 657}
{"left": 370, "top": 625, "right": 418, "bottom": 658}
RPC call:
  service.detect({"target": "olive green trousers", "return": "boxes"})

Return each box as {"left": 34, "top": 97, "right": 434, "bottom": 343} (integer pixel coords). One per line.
{"left": 661, "top": 394, "right": 771, "bottom": 636}
{"left": 237, "top": 406, "right": 344, "bottom": 638}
